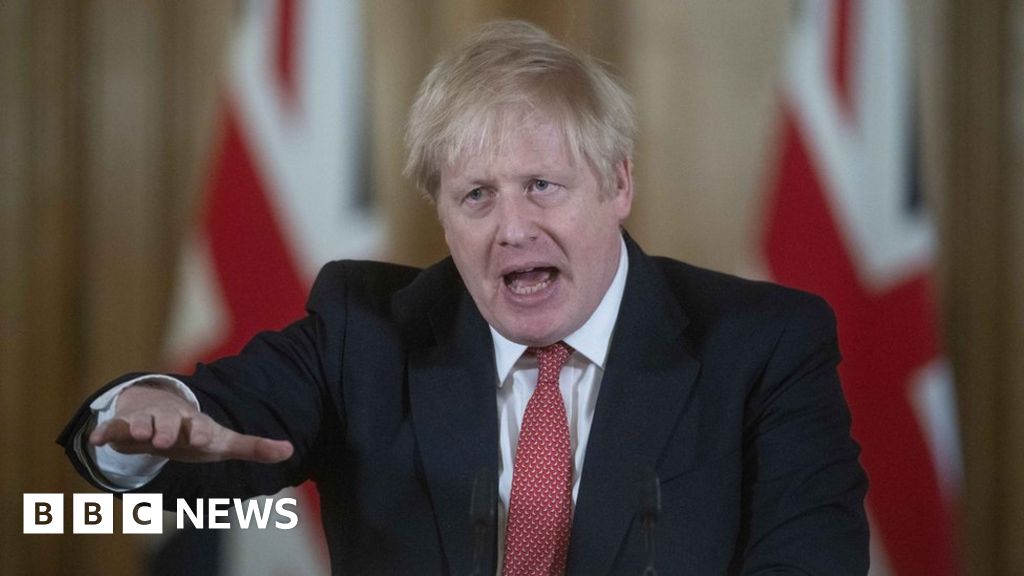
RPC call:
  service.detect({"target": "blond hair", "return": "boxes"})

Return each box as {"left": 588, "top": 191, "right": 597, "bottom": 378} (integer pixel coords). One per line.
{"left": 404, "top": 20, "right": 636, "bottom": 199}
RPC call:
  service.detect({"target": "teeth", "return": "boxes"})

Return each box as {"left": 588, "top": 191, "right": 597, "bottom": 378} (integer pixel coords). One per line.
{"left": 504, "top": 267, "right": 555, "bottom": 295}
{"left": 508, "top": 278, "right": 551, "bottom": 295}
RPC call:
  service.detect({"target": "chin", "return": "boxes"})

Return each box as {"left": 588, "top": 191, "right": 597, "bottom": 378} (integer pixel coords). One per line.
{"left": 488, "top": 300, "right": 575, "bottom": 345}
{"left": 504, "top": 323, "right": 566, "bottom": 347}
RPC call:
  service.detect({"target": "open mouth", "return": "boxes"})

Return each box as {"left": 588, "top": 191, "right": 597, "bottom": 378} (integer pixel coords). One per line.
{"left": 503, "top": 267, "right": 559, "bottom": 296}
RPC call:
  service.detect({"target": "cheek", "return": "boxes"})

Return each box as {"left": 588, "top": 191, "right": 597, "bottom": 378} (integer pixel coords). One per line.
{"left": 443, "top": 223, "right": 486, "bottom": 273}
{"left": 440, "top": 212, "right": 465, "bottom": 249}
{"left": 567, "top": 209, "right": 611, "bottom": 243}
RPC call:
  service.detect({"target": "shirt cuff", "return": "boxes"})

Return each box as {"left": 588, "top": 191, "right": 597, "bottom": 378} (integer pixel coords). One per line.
{"left": 84, "top": 375, "right": 201, "bottom": 492}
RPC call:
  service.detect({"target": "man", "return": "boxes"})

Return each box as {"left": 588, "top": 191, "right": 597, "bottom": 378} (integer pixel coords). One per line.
{"left": 60, "top": 20, "right": 868, "bottom": 575}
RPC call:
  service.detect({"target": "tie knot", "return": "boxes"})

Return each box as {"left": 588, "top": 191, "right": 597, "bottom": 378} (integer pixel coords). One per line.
{"left": 529, "top": 341, "right": 573, "bottom": 363}
{"left": 528, "top": 342, "right": 573, "bottom": 388}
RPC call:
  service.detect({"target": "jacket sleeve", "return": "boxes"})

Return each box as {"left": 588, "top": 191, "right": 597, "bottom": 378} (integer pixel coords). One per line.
{"left": 734, "top": 295, "right": 869, "bottom": 575}
{"left": 57, "top": 262, "right": 351, "bottom": 503}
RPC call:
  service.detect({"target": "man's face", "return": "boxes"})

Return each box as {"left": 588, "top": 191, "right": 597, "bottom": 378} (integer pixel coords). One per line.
{"left": 436, "top": 114, "right": 633, "bottom": 346}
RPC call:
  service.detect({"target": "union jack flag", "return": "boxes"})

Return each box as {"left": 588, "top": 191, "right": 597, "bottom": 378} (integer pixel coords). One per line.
{"left": 764, "top": 1, "right": 961, "bottom": 574}
{"left": 153, "top": 1, "right": 380, "bottom": 574}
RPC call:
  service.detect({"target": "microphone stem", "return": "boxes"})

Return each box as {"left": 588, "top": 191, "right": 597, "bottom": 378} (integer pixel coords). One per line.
{"left": 470, "top": 523, "right": 485, "bottom": 576}
{"left": 642, "top": 516, "right": 657, "bottom": 576}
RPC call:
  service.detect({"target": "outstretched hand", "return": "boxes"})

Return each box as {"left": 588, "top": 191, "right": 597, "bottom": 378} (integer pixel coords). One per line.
{"left": 88, "top": 383, "right": 294, "bottom": 464}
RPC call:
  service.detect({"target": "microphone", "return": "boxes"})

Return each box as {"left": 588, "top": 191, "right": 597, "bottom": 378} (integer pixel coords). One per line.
{"left": 640, "top": 467, "right": 661, "bottom": 576}
{"left": 468, "top": 467, "right": 496, "bottom": 576}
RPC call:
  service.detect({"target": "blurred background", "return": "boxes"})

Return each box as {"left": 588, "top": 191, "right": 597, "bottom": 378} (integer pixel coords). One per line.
{"left": 2, "top": 0, "right": 1021, "bottom": 575}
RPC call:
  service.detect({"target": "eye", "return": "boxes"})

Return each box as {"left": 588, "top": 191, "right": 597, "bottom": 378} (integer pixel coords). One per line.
{"left": 525, "top": 179, "right": 565, "bottom": 206}
{"left": 460, "top": 187, "right": 494, "bottom": 210}
{"left": 532, "top": 179, "right": 551, "bottom": 192}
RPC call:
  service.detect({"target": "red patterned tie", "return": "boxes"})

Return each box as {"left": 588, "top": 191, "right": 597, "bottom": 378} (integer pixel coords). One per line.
{"left": 503, "top": 342, "right": 574, "bottom": 576}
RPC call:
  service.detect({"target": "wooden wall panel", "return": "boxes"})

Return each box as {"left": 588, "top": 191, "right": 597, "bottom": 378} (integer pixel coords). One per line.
{"left": 0, "top": 2, "right": 232, "bottom": 574}
{"left": 77, "top": 3, "right": 167, "bottom": 571}
{"left": 621, "top": 1, "right": 791, "bottom": 274}
{"left": 80, "top": 0, "right": 166, "bottom": 397}
{"left": 1, "top": 3, "right": 85, "bottom": 575}
{"left": 368, "top": 0, "right": 444, "bottom": 267}
{"left": 0, "top": 2, "right": 33, "bottom": 575}
{"left": 1004, "top": 6, "right": 1024, "bottom": 571}
{"left": 947, "top": 1, "right": 1017, "bottom": 574}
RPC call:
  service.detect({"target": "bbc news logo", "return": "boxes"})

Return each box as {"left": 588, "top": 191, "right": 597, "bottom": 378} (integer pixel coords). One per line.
{"left": 23, "top": 493, "right": 298, "bottom": 534}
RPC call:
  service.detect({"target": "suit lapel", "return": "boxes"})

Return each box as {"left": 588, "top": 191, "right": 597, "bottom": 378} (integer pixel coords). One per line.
{"left": 402, "top": 263, "right": 500, "bottom": 575}
{"left": 567, "top": 238, "right": 702, "bottom": 575}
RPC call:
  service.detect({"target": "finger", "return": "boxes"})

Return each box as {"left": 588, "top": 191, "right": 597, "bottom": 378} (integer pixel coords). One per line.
{"left": 105, "top": 440, "right": 168, "bottom": 455}
{"left": 185, "top": 415, "right": 213, "bottom": 448}
{"left": 151, "top": 411, "right": 183, "bottom": 450}
{"left": 127, "top": 412, "right": 156, "bottom": 443}
{"left": 92, "top": 419, "right": 167, "bottom": 455}
{"left": 90, "top": 418, "right": 132, "bottom": 446}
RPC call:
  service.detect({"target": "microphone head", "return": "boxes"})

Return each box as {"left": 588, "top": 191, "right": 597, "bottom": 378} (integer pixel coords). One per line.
{"left": 640, "top": 467, "right": 661, "bottom": 520}
{"left": 470, "top": 467, "right": 496, "bottom": 526}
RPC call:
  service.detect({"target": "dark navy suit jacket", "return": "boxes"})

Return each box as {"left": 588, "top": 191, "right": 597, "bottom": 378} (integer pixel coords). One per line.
{"left": 60, "top": 235, "right": 869, "bottom": 575}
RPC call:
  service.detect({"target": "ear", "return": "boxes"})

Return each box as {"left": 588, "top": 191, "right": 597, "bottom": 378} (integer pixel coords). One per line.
{"left": 610, "top": 158, "right": 634, "bottom": 220}
{"left": 436, "top": 201, "right": 453, "bottom": 245}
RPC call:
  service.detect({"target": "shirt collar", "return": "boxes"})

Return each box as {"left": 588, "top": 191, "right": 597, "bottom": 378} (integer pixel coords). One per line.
{"left": 491, "top": 235, "right": 630, "bottom": 385}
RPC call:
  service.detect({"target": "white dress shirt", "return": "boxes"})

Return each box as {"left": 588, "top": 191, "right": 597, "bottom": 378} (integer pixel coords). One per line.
{"left": 91, "top": 237, "right": 630, "bottom": 566}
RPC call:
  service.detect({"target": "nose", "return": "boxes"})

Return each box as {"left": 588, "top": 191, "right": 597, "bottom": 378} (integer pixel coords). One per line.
{"left": 495, "top": 192, "right": 539, "bottom": 247}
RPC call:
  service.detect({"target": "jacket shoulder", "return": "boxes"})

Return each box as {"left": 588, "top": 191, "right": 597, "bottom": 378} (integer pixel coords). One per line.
{"left": 306, "top": 260, "right": 423, "bottom": 318}
{"left": 649, "top": 256, "right": 835, "bottom": 335}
